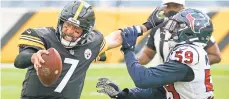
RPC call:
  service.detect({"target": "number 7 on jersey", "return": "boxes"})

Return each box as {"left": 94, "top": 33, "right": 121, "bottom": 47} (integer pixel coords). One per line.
{"left": 54, "top": 58, "right": 79, "bottom": 93}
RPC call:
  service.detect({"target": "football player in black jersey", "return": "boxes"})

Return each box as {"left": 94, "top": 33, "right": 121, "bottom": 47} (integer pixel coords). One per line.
{"left": 14, "top": 1, "right": 147, "bottom": 99}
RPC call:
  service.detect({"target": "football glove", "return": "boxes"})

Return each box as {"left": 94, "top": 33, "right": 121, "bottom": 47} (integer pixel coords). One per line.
{"left": 120, "top": 25, "right": 141, "bottom": 51}
{"left": 96, "top": 78, "right": 121, "bottom": 98}
{"left": 144, "top": 5, "right": 167, "bottom": 30}
{"left": 96, "top": 78, "right": 130, "bottom": 99}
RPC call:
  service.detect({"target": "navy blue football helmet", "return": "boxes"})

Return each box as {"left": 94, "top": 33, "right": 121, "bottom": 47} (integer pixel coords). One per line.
{"left": 164, "top": 8, "right": 213, "bottom": 45}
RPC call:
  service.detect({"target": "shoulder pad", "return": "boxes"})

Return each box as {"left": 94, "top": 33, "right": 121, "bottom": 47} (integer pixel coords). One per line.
{"left": 167, "top": 44, "right": 199, "bottom": 66}
{"left": 91, "top": 30, "right": 104, "bottom": 41}
{"left": 21, "top": 28, "right": 40, "bottom": 37}
{"left": 18, "top": 28, "right": 46, "bottom": 49}
{"left": 92, "top": 30, "right": 103, "bottom": 35}
{"left": 21, "top": 27, "right": 54, "bottom": 37}
{"left": 33, "top": 27, "right": 55, "bottom": 35}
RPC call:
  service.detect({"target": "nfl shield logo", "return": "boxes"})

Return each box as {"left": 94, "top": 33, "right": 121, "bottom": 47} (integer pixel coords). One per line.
{"left": 69, "top": 50, "right": 74, "bottom": 55}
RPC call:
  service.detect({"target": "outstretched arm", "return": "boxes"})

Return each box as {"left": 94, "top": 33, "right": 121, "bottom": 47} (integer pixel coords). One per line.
{"left": 124, "top": 87, "right": 166, "bottom": 99}
{"left": 204, "top": 37, "right": 221, "bottom": 65}
{"left": 96, "top": 78, "right": 166, "bottom": 99}
{"left": 118, "top": 24, "right": 194, "bottom": 89}
{"left": 123, "top": 49, "right": 194, "bottom": 89}
{"left": 137, "top": 46, "right": 156, "bottom": 65}
{"left": 97, "top": 25, "right": 147, "bottom": 57}
{"left": 105, "top": 25, "right": 147, "bottom": 50}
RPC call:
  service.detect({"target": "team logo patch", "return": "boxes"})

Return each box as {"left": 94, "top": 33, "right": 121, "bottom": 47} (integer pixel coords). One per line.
{"left": 69, "top": 50, "right": 75, "bottom": 55}
{"left": 26, "top": 30, "right": 32, "bottom": 34}
{"left": 84, "top": 49, "right": 92, "bottom": 60}
{"left": 186, "top": 13, "right": 210, "bottom": 33}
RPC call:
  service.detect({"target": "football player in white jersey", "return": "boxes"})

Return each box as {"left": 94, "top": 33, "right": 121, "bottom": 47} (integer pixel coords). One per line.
{"left": 97, "top": 8, "right": 214, "bottom": 99}
{"left": 139, "top": 0, "right": 221, "bottom": 66}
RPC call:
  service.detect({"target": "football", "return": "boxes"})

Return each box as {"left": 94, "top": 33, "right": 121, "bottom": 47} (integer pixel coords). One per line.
{"left": 38, "top": 48, "right": 62, "bottom": 87}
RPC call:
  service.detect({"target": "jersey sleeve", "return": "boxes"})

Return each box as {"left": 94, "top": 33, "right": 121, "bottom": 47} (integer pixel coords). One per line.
{"left": 166, "top": 45, "right": 200, "bottom": 66}
{"left": 18, "top": 28, "right": 46, "bottom": 50}
{"left": 124, "top": 87, "right": 166, "bottom": 99}
{"left": 123, "top": 50, "right": 193, "bottom": 89}
{"left": 204, "top": 36, "right": 216, "bottom": 50}
{"left": 95, "top": 39, "right": 108, "bottom": 62}
{"left": 92, "top": 30, "right": 108, "bottom": 61}
{"left": 98, "top": 37, "right": 109, "bottom": 56}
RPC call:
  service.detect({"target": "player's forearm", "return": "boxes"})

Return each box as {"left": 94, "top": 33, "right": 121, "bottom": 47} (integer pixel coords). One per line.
{"left": 137, "top": 47, "right": 156, "bottom": 65}
{"left": 206, "top": 43, "right": 222, "bottom": 65}
{"left": 208, "top": 54, "right": 221, "bottom": 65}
{"left": 14, "top": 48, "right": 36, "bottom": 69}
{"left": 123, "top": 50, "right": 164, "bottom": 88}
{"left": 105, "top": 30, "right": 123, "bottom": 50}
{"left": 141, "top": 25, "right": 148, "bottom": 33}
{"left": 137, "top": 52, "right": 152, "bottom": 65}
{"left": 106, "top": 25, "right": 147, "bottom": 50}
{"left": 142, "top": 22, "right": 152, "bottom": 31}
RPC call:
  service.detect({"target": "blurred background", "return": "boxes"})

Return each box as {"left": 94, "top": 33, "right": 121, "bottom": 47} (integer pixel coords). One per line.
{"left": 1, "top": 0, "right": 229, "bottom": 99}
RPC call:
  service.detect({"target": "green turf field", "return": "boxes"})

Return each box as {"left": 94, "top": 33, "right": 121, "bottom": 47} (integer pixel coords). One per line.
{"left": 1, "top": 64, "right": 229, "bottom": 99}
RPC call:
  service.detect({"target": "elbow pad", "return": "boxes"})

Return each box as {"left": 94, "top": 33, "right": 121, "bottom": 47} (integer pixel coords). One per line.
{"left": 14, "top": 48, "right": 37, "bottom": 69}
{"left": 14, "top": 53, "right": 33, "bottom": 69}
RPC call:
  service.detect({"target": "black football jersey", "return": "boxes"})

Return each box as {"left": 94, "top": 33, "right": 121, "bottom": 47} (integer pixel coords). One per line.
{"left": 18, "top": 27, "right": 105, "bottom": 99}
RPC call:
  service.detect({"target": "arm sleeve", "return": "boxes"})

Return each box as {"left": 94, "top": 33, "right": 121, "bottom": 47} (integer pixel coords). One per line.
{"left": 123, "top": 87, "right": 166, "bottom": 99}
{"left": 94, "top": 30, "right": 109, "bottom": 56}
{"left": 98, "top": 38, "right": 108, "bottom": 56}
{"left": 14, "top": 47, "right": 38, "bottom": 69}
{"left": 123, "top": 49, "right": 194, "bottom": 89}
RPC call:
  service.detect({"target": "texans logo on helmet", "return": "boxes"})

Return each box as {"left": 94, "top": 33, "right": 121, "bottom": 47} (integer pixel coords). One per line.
{"left": 186, "top": 13, "right": 210, "bottom": 33}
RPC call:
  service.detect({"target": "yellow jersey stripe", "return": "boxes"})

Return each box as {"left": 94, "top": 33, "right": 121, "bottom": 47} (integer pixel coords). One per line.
{"left": 20, "top": 36, "right": 44, "bottom": 45}
{"left": 18, "top": 39, "right": 45, "bottom": 49}
{"left": 100, "top": 39, "right": 105, "bottom": 51}
{"left": 73, "top": 1, "right": 85, "bottom": 20}
{"left": 98, "top": 40, "right": 108, "bottom": 56}
{"left": 21, "top": 34, "right": 41, "bottom": 41}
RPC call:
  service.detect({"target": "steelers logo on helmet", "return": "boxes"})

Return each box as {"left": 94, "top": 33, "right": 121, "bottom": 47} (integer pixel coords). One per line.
{"left": 56, "top": 0, "right": 95, "bottom": 48}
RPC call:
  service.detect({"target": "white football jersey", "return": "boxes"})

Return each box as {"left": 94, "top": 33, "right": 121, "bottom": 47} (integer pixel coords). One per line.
{"left": 164, "top": 44, "right": 214, "bottom": 99}
{"left": 151, "top": 29, "right": 215, "bottom": 66}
